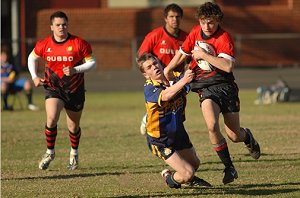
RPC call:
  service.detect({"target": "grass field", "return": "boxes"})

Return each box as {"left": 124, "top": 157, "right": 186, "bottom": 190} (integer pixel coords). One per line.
{"left": 1, "top": 90, "right": 300, "bottom": 198}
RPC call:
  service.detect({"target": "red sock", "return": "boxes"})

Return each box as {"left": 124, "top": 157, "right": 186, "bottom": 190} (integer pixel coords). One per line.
{"left": 45, "top": 125, "right": 57, "bottom": 149}
{"left": 69, "top": 128, "right": 81, "bottom": 149}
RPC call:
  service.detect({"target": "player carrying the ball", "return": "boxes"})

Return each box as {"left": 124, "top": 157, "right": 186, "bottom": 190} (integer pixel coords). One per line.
{"left": 136, "top": 53, "right": 211, "bottom": 189}
{"left": 164, "top": 2, "right": 261, "bottom": 185}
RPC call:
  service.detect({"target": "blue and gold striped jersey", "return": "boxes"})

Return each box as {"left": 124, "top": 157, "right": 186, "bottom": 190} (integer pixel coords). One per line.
{"left": 144, "top": 78, "right": 189, "bottom": 139}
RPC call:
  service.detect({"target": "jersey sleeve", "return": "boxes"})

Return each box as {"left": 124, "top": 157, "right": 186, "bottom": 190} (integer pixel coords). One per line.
{"left": 33, "top": 40, "right": 46, "bottom": 58}
{"left": 216, "top": 32, "right": 235, "bottom": 59}
{"left": 144, "top": 82, "right": 163, "bottom": 105}
{"left": 180, "top": 26, "right": 199, "bottom": 55}
{"left": 79, "top": 39, "right": 93, "bottom": 58}
{"left": 138, "top": 32, "right": 158, "bottom": 57}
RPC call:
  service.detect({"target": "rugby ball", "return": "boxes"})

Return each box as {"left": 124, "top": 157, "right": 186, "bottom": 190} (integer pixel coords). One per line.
{"left": 194, "top": 42, "right": 216, "bottom": 72}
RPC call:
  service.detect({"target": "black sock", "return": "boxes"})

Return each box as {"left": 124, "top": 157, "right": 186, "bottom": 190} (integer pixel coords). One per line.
{"left": 166, "top": 173, "right": 181, "bottom": 189}
{"left": 26, "top": 90, "right": 33, "bottom": 104}
{"left": 243, "top": 128, "right": 251, "bottom": 145}
{"left": 213, "top": 138, "right": 233, "bottom": 168}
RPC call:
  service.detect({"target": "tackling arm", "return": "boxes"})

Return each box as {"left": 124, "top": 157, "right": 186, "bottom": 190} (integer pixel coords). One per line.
{"left": 164, "top": 51, "right": 187, "bottom": 81}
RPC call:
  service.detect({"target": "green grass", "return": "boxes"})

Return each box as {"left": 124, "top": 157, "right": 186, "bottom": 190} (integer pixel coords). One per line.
{"left": 1, "top": 90, "right": 300, "bottom": 198}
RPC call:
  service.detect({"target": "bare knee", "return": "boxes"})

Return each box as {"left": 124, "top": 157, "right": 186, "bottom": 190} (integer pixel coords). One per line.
{"left": 46, "top": 116, "right": 59, "bottom": 128}
{"left": 207, "top": 124, "right": 219, "bottom": 135}
{"left": 180, "top": 168, "right": 195, "bottom": 183}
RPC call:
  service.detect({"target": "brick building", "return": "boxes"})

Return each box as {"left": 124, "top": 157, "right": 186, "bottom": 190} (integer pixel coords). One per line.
{"left": 1, "top": 0, "right": 300, "bottom": 69}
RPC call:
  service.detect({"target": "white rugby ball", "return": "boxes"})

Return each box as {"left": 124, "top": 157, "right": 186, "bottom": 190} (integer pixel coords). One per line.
{"left": 194, "top": 42, "right": 216, "bottom": 72}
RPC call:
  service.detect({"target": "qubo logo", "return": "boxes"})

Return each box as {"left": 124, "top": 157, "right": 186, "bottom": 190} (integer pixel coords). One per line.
{"left": 159, "top": 48, "right": 175, "bottom": 55}
{"left": 46, "top": 56, "right": 74, "bottom": 62}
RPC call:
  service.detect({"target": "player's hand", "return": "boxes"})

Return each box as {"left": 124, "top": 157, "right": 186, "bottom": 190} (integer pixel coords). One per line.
{"left": 183, "top": 69, "right": 194, "bottom": 83}
{"left": 192, "top": 46, "right": 206, "bottom": 60}
{"left": 63, "top": 66, "right": 76, "bottom": 76}
{"left": 32, "top": 77, "right": 46, "bottom": 87}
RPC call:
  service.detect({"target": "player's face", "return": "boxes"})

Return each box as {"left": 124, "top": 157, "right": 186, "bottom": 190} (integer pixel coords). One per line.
{"left": 165, "top": 10, "right": 182, "bottom": 30}
{"left": 51, "top": 17, "right": 68, "bottom": 40}
{"left": 199, "top": 18, "right": 219, "bottom": 37}
{"left": 1, "top": 52, "right": 8, "bottom": 64}
{"left": 142, "top": 58, "right": 163, "bottom": 81}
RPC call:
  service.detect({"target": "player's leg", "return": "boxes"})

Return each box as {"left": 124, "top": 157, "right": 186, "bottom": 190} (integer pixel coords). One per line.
{"left": 201, "top": 99, "right": 237, "bottom": 184}
{"left": 65, "top": 109, "right": 83, "bottom": 170}
{"left": 223, "top": 112, "right": 260, "bottom": 160}
{"left": 18, "top": 78, "right": 39, "bottom": 111}
{"left": 1, "top": 82, "right": 13, "bottom": 110}
{"left": 162, "top": 151, "right": 195, "bottom": 188}
{"left": 39, "top": 98, "right": 64, "bottom": 170}
{"left": 177, "top": 147, "right": 199, "bottom": 170}
{"left": 177, "top": 148, "right": 212, "bottom": 187}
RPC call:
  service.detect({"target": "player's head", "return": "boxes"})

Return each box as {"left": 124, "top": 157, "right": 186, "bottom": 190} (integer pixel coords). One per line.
{"left": 196, "top": 2, "right": 223, "bottom": 37}
{"left": 50, "top": 11, "right": 68, "bottom": 24}
{"left": 1, "top": 46, "right": 10, "bottom": 64}
{"left": 164, "top": 4, "right": 183, "bottom": 18}
{"left": 136, "top": 53, "right": 163, "bottom": 80}
{"left": 164, "top": 4, "right": 183, "bottom": 30}
{"left": 50, "top": 11, "right": 69, "bottom": 40}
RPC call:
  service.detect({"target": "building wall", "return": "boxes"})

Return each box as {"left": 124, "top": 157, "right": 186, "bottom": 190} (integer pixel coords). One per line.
{"left": 32, "top": 0, "right": 300, "bottom": 69}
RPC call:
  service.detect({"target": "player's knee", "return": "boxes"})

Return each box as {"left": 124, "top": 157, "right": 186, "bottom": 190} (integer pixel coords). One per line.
{"left": 23, "top": 80, "right": 32, "bottom": 91}
{"left": 207, "top": 125, "right": 219, "bottom": 135}
{"left": 181, "top": 169, "right": 195, "bottom": 183}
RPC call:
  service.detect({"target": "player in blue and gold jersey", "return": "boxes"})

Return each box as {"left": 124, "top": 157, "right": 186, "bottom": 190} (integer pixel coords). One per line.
{"left": 136, "top": 53, "right": 211, "bottom": 188}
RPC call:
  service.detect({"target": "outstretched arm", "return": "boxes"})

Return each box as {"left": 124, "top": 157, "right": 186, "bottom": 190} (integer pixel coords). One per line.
{"left": 164, "top": 51, "right": 187, "bottom": 81}
{"left": 161, "top": 69, "right": 194, "bottom": 101}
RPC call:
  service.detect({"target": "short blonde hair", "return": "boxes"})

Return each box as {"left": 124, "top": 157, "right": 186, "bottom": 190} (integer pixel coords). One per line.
{"left": 136, "top": 53, "right": 157, "bottom": 73}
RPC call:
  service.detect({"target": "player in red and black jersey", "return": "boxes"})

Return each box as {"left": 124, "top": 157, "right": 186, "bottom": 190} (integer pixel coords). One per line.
{"left": 164, "top": 2, "right": 260, "bottom": 185}
{"left": 138, "top": 3, "right": 188, "bottom": 135}
{"left": 28, "top": 11, "right": 96, "bottom": 170}
{"left": 138, "top": 3, "right": 188, "bottom": 70}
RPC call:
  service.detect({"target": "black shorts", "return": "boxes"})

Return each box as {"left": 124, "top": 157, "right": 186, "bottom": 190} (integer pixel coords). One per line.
{"left": 198, "top": 82, "right": 240, "bottom": 113}
{"left": 44, "top": 86, "right": 85, "bottom": 112}
{"left": 146, "top": 125, "right": 193, "bottom": 160}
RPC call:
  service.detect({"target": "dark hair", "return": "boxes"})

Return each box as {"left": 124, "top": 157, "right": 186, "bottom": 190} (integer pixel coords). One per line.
{"left": 196, "top": 2, "right": 223, "bottom": 22}
{"left": 50, "top": 11, "right": 68, "bottom": 24}
{"left": 164, "top": 3, "right": 183, "bottom": 18}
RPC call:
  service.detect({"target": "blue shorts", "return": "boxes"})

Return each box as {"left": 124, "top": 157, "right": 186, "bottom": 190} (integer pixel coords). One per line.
{"left": 1, "top": 78, "right": 27, "bottom": 91}
{"left": 146, "top": 125, "right": 193, "bottom": 160}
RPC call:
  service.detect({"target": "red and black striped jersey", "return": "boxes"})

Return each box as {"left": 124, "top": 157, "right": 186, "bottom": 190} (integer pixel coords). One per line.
{"left": 33, "top": 34, "right": 92, "bottom": 93}
{"left": 181, "top": 25, "right": 235, "bottom": 88}
{"left": 138, "top": 26, "right": 188, "bottom": 68}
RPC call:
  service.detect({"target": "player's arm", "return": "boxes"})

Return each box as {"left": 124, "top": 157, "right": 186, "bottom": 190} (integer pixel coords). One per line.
{"left": 192, "top": 49, "right": 234, "bottom": 73}
{"left": 161, "top": 69, "right": 194, "bottom": 101}
{"left": 28, "top": 50, "right": 46, "bottom": 87}
{"left": 164, "top": 50, "right": 187, "bottom": 81}
{"left": 63, "top": 54, "right": 96, "bottom": 76}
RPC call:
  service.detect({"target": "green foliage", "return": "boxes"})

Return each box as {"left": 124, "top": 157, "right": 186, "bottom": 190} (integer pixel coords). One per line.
{"left": 1, "top": 90, "right": 300, "bottom": 197}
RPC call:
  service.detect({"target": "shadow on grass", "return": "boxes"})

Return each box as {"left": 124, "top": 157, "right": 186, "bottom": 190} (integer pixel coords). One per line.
{"left": 103, "top": 182, "right": 300, "bottom": 197}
